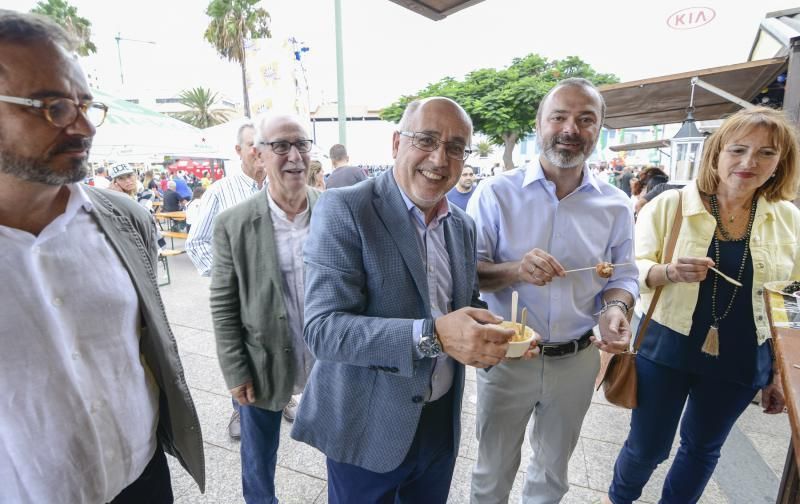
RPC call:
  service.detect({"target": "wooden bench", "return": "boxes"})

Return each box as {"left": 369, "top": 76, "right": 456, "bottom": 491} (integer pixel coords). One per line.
{"left": 161, "top": 230, "right": 189, "bottom": 249}
{"left": 158, "top": 249, "right": 186, "bottom": 286}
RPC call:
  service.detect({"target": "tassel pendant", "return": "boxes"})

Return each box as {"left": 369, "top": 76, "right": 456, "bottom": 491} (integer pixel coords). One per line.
{"left": 702, "top": 325, "right": 720, "bottom": 356}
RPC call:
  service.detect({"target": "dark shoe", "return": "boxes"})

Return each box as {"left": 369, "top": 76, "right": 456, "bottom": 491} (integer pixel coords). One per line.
{"left": 283, "top": 395, "right": 299, "bottom": 423}
{"left": 228, "top": 410, "right": 241, "bottom": 440}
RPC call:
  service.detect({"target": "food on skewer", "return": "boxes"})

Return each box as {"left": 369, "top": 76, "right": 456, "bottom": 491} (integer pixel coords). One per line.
{"left": 783, "top": 281, "right": 800, "bottom": 295}
{"left": 596, "top": 261, "right": 614, "bottom": 278}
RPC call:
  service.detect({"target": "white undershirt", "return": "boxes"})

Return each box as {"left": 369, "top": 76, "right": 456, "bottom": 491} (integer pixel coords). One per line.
{"left": 266, "top": 190, "right": 314, "bottom": 393}
{"left": 0, "top": 184, "right": 159, "bottom": 504}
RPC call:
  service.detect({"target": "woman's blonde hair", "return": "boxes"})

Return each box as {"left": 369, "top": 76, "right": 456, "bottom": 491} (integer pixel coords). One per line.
{"left": 697, "top": 106, "right": 800, "bottom": 202}
{"left": 307, "top": 160, "right": 324, "bottom": 188}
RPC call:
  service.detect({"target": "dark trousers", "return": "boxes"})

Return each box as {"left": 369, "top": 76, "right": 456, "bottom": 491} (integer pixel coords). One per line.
{"left": 109, "top": 444, "right": 173, "bottom": 504}
{"left": 240, "top": 404, "right": 283, "bottom": 504}
{"left": 609, "top": 356, "right": 759, "bottom": 504}
{"left": 326, "top": 389, "right": 456, "bottom": 504}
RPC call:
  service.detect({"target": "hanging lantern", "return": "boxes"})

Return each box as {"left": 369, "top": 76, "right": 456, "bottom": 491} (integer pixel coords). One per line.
{"left": 670, "top": 80, "right": 706, "bottom": 183}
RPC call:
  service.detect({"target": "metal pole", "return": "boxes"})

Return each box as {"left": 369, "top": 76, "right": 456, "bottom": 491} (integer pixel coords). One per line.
{"left": 334, "top": 0, "right": 347, "bottom": 145}
{"left": 115, "top": 33, "right": 124, "bottom": 85}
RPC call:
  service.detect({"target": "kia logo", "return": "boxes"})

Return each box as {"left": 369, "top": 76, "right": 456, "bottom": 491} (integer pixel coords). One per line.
{"left": 667, "top": 7, "right": 716, "bottom": 30}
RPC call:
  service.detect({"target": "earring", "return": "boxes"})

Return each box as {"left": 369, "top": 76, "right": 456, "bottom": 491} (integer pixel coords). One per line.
{"left": 770, "top": 172, "right": 777, "bottom": 178}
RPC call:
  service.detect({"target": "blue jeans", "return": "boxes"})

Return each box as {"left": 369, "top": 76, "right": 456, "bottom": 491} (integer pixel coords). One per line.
{"left": 608, "top": 356, "right": 758, "bottom": 504}
{"left": 240, "top": 404, "right": 283, "bottom": 504}
{"left": 326, "top": 389, "right": 455, "bottom": 504}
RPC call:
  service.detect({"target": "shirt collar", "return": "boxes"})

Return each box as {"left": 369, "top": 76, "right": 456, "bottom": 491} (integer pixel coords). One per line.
{"left": 396, "top": 181, "right": 451, "bottom": 227}
{"left": 240, "top": 173, "right": 264, "bottom": 191}
{"left": 266, "top": 188, "right": 309, "bottom": 221}
{"left": 522, "top": 158, "right": 602, "bottom": 194}
{"left": 69, "top": 183, "right": 95, "bottom": 214}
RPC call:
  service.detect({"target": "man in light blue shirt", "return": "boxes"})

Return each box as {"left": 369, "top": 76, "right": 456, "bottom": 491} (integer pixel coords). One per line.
{"left": 468, "top": 78, "right": 639, "bottom": 504}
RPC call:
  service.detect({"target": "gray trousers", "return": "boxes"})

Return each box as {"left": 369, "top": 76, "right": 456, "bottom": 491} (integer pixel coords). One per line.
{"left": 471, "top": 346, "right": 600, "bottom": 504}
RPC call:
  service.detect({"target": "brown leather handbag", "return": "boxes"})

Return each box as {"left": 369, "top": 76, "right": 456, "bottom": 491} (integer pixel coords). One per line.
{"left": 595, "top": 191, "right": 684, "bottom": 409}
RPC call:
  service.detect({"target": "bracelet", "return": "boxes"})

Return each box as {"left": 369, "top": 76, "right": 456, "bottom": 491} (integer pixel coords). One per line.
{"left": 664, "top": 263, "right": 675, "bottom": 283}
{"left": 601, "top": 299, "right": 629, "bottom": 315}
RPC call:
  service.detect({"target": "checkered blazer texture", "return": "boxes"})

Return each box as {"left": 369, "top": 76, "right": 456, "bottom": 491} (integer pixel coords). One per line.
{"left": 291, "top": 170, "right": 485, "bottom": 473}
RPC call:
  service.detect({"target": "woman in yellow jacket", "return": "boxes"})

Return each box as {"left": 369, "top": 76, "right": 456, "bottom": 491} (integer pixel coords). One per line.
{"left": 604, "top": 107, "right": 800, "bottom": 504}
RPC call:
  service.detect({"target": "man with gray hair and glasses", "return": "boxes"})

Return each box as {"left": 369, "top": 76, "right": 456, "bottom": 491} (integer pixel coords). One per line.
{"left": 0, "top": 9, "right": 204, "bottom": 503}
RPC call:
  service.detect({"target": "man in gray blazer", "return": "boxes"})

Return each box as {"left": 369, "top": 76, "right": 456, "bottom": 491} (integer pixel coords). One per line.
{"left": 210, "top": 114, "right": 318, "bottom": 503}
{"left": 292, "top": 97, "right": 519, "bottom": 503}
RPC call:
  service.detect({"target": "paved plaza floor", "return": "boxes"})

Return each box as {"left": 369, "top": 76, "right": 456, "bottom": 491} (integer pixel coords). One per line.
{"left": 159, "top": 247, "right": 791, "bottom": 503}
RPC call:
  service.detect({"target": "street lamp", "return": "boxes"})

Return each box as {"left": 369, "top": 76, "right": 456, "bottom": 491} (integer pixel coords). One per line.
{"left": 670, "top": 80, "right": 705, "bottom": 183}
{"left": 115, "top": 33, "right": 156, "bottom": 86}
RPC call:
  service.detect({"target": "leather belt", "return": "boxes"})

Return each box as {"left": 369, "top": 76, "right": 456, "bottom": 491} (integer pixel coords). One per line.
{"left": 538, "top": 329, "right": 594, "bottom": 357}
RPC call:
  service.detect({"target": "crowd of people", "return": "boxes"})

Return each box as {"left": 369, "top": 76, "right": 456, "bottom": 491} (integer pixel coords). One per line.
{"left": 3, "top": 9, "right": 800, "bottom": 504}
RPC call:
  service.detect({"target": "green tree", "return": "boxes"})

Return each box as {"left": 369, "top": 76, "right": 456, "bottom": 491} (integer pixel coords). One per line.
{"left": 204, "top": 0, "right": 270, "bottom": 118}
{"left": 31, "top": 0, "right": 96, "bottom": 56}
{"left": 173, "top": 87, "right": 232, "bottom": 128}
{"left": 381, "top": 54, "right": 618, "bottom": 170}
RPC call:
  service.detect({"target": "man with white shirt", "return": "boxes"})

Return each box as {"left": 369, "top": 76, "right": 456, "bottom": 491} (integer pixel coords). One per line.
{"left": 468, "top": 78, "right": 638, "bottom": 503}
{"left": 185, "top": 122, "right": 269, "bottom": 439}
{"left": 0, "top": 10, "right": 203, "bottom": 503}
{"left": 210, "top": 114, "right": 318, "bottom": 503}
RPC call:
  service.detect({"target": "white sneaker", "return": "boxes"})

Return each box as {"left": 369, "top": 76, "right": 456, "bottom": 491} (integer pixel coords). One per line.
{"left": 283, "top": 394, "right": 300, "bottom": 422}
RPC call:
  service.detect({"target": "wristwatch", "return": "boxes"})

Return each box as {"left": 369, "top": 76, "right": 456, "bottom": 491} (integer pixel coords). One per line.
{"left": 417, "top": 318, "right": 442, "bottom": 358}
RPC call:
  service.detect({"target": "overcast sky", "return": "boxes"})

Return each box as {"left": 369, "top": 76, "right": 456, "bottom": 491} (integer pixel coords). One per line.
{"left": 5, "top": 0, "right": 797, "bottom": 109}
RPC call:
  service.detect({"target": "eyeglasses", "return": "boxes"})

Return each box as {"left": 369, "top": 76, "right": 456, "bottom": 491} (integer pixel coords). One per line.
{"left": 0, "top": 95, "right": 108, "bottom": 128}
{"left": 399, "top": 131, "right": 471, "bottom": 161}
{"left": 259, "top": 139, "right": 313, "bottom": 155}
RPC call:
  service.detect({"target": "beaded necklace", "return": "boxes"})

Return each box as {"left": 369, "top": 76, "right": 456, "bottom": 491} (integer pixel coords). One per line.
{"left": 703, "top": 193, "right": 758, "bottom": 356}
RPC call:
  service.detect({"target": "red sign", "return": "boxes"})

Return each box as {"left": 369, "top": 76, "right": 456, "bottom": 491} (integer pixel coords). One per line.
{"left": 667, "top": 7, "right": 715, "bottom": 30}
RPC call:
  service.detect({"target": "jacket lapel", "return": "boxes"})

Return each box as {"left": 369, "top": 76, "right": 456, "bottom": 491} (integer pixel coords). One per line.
{"left": 444, "top": 213, "right": 468, "bottom": 309}
{"left": 372, "top": 172, "right": 428, "bottom": 303}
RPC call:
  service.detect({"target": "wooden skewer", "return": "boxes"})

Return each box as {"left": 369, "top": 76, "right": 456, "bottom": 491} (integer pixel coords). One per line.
{"left": 520, "top": 307, "right": 527, "bottom": 338}
{"left": 709, "top": 266, "right": 743, "bottom": 287}
{"left": 564, "top": 262, "right": 633, "bottom": 274}
{"left": 511, "top": 291, "right": 518, "bottom": 328}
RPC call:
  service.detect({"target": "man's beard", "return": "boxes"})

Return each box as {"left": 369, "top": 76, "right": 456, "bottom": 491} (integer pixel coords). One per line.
{"left": 539, "top": 133, "right": 594, "bottom": 169}
{"left": 0, "top": 139, "right": 90, "bottom": 185}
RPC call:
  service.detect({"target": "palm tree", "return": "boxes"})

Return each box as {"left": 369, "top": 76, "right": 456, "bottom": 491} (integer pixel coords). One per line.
{"left": 174, "top": 87, "right": 232, "bottom": 128}
{"left": 204, "top": 0, "right": 270, "bottom": 118}
{"left": 31, "top": 0, "right": 97, "bottom": 56}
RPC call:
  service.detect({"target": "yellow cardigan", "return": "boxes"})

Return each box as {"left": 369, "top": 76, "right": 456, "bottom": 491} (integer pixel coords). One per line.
{"left": 636, "top": 181, "right": 800, "bottom": 344}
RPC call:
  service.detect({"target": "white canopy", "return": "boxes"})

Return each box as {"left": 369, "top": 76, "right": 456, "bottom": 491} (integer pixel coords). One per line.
{"left": 89, "top": 89, "right": 220, "bottom": 163}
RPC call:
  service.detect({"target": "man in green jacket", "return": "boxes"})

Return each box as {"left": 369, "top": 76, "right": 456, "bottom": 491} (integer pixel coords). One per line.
{"left": 210, "top": 113, "right": 318, "bottom": 503}
{"left": 0, "top": 10, "right": 204, "bottom": 503}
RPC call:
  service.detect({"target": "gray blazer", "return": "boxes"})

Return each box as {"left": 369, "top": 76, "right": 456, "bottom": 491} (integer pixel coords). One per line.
{"left": 210, "top": 187, "right": 319, "bottom": 411}
{"left": 85, "top": 188, "right": 205, "bottom": 491}
{"left": 291, "top": 171, "right": 485, "bottom": 472}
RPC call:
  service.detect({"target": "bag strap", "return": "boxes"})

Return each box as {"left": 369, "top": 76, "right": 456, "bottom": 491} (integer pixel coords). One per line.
{"left": 634, "top": 189, "right": 684, "bottom": 351}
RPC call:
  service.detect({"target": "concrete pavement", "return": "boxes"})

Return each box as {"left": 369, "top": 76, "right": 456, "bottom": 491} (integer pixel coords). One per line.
{"left": 158, "top": 248, "right": 790, "bottom": 503}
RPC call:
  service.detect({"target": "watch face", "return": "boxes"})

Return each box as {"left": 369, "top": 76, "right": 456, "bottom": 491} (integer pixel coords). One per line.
{"left": 419, "top": 336, "right": 442, "bottom": 358}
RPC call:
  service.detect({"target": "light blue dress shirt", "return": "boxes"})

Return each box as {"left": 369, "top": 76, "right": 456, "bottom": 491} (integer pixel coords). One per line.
{"left": 396, "top": 185, "right": 456, "bottom": 402}
{"left": 467, "top": 161, "right": 639, "bottom": 343}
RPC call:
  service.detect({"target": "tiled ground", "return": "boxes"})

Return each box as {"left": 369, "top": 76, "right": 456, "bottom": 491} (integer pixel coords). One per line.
{"left": 159, "top": 248, "right": 790, "bottom": 503}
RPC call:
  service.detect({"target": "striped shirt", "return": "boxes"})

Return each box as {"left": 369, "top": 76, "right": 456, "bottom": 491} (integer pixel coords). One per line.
{"left": 186, "top": 173, "right": 264, "bottom": 276}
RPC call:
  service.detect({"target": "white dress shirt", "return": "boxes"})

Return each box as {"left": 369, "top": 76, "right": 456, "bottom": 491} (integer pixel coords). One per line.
{"left": 0, "top": 184, "right": 159, "bottom": 504}
{"left": 266, "top": 190, "right": 315, "bottom": 393}
{"left": 186, "top": 173, "right": 264, "bottom": 276}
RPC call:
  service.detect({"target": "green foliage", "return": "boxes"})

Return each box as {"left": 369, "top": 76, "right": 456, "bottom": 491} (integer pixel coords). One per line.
{"left": 381, "top": 54, "right": 619, "bottom": 168}
{"left": 475, "top": 140, "right": 494, "bottom": 157}
{"left": 204, "top": 0, "right": 270, "bottom": 63}
{"left": 204, "top": 0, "right": 271, "bottom": 117}
{"left": 31, "top": 0, "right": 96, "bottom": 56}
{"left": 174, "top": 87, "right": 232, "bottom": 129}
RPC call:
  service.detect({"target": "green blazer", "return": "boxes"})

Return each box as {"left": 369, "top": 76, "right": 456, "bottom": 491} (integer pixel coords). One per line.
{"left": 210, "top": 186, "right": 319, "bottom": 411}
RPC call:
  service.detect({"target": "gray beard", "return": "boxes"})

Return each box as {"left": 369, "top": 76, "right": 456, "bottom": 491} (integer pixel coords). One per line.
{"left": 0, "top": 151, "right": 87, "bottom": 185}
{"left": 540, "top": 142, "right": 587, "bottom": 169}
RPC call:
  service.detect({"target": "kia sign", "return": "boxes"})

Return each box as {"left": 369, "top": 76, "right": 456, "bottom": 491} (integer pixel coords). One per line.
{"left": 667, "top": 7, "right": 716, "bottom": 30}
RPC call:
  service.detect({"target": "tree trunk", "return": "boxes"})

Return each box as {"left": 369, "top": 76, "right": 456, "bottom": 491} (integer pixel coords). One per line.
{"left": 502, "top": 133, "right": 519, "bottom": 170}
{"left": 240, "top": 41, "right": 251, "bottom": 118}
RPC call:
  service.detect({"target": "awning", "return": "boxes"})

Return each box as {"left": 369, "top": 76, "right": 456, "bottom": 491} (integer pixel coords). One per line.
{"left": 609, "top": 139, "right": 671, "bottom": 152}
{"left": 387, "top": 0, "right": 486, "bottom": 20}
{"left": 599, "top": 57, "right": 787, "bottom": 129}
